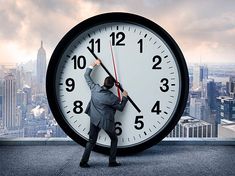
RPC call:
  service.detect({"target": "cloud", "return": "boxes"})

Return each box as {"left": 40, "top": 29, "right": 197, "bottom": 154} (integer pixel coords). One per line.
{"left": 0, "top": 0, "right": 235, "bottom": 64}
{"left": 0, "top": 0, "right": 99, "bottom": 64}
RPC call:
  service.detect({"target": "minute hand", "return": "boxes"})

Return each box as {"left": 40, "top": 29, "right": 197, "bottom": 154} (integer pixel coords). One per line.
{"left": 87, "top": 47, "right": 141, "bottom": 113}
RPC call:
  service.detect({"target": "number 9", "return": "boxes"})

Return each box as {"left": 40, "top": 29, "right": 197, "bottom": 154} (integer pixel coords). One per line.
{"left": 65, "top": 78, "right": 75, "bottom": 92}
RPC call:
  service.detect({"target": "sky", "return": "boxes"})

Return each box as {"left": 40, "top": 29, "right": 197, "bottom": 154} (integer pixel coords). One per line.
{"left": 0, "top": 0, "right": 235, "bottom": 65}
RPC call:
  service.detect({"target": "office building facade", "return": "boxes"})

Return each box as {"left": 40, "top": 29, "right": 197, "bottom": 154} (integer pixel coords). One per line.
{"left": 217, "top": 96, "right": 235, "bottom": 122}
{"left": 2, "top": 73, "right": 21, "bottom": 129}
{"left": 168, "top": 116, "right": 213, "bottom": 138}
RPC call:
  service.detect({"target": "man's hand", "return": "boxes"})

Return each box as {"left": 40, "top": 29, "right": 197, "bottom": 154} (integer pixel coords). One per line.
{"left": 115, "top": 82, "right": 121, "bottom": 88}
{"left": 122, "top": 90, "right": 128, "bottom": 97}
{"left": 91, "top": 59, "right": 101, "bottom": 67}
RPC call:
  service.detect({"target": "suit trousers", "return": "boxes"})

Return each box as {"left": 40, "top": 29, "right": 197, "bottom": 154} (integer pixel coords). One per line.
{"left": 81, "top": 122, "right": 118, "bottom": 163}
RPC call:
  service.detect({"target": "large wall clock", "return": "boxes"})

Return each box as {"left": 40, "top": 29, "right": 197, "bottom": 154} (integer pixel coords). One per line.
{"left": 46, "top": 12, "right": 189, "bottom": 155}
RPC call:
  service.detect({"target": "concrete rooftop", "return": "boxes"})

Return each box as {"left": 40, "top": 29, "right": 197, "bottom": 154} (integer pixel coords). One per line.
{"left": 0, "top": 141, "right": 235, "bottom": 176}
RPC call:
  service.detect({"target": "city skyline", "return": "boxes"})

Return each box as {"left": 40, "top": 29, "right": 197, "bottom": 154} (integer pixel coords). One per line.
{"left": 0, "top": 0, "right": 235, "bottom": 64}
{"left": 0, "top": 40, "right": 235, "bottom": 138}
{"left": 0, "top": 42, "right": 67, "bottom": 138}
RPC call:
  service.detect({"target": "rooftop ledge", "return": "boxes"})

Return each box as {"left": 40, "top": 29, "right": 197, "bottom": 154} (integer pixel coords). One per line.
{"left": 0, "top": 137, "right": 235, "bottom": 146}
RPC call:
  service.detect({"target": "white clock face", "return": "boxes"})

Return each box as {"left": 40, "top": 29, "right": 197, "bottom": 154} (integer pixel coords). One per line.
{"left": 55, "top": 22, "right": 181, "bottom": 148}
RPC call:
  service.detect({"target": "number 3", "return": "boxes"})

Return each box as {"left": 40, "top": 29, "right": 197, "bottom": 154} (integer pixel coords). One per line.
{"left": 160, "top": 78, "right": 169, "bottom": 92}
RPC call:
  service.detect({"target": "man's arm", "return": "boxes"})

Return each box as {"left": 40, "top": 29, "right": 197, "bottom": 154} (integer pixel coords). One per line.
{"left": 111, "top": 91, "right": 128, "bottom": 112}
{"left": 84, "top": 60, "right": 101, "bottom": 90}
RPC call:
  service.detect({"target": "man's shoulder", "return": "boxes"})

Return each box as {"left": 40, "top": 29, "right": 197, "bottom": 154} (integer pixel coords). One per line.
{"left": 91, "top": 84, "right": 102, "bottom": 92}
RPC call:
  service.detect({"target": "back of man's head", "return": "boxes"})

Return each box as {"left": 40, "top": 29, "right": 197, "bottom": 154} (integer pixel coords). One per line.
{"left": 104, "top": 76, "right": 115, "bottom": 89}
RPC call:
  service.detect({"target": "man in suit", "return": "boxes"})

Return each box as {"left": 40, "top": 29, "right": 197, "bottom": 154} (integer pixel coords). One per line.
{"left": 80, "top": 59, "right": 128, "bottom": 168}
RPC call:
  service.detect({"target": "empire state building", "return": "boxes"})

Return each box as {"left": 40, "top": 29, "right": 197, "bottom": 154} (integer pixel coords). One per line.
{"left": 36, "top": 41, "right": 47, "bottom": 95}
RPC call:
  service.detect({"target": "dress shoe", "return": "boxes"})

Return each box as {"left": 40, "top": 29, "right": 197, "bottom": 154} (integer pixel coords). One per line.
{"left": 79, "top": 162, "right": 90, "bottom": 168}
{"left": 108, "top": 162, "right": 121, "bottom": 167}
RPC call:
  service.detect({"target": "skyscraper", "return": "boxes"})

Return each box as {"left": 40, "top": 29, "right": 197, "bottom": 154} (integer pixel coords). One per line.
{"left": 23, "top": 85, "right": 32, "bottom": 105}
{"left": 207, "top": 79, "right": 218, "bottom": 111}
{"left": 36, "top": 41, "right": 47, "bottom": 95}
{"left": 189, "top": 97, "right": 209, "bottom": 120}
{"left": 192, "top": 65, "right": 208, "bottom": 90}
{"left": 217, "top": 96, "right": 235, "bottom": 122}
{"left": 3, "top": 73, "right": 20, "bottom": 130}
{"left": 228, "top": 76, "right": 235, "bottom": 97}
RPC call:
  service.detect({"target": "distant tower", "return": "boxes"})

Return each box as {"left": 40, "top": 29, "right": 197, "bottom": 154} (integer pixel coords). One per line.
{"left": 228, "top": 76, "right": 235, "bottom": 97}
{"left": 3, "top": 73, "right": 20, "bottom": 129}
{"left": 192, "top": 65, "right": 201, "bottom": 90}
{"left": 207, "top": 79, "right": 218, "bottom": 110}
{"left": 36, "top": 41, "right": 47, "bottom": 94}
{"left": 193, "top": 65, "right": 208, "bottom": 91}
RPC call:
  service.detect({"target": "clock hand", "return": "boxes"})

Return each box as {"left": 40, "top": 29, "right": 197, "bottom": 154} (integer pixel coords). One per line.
{"left": 87, "top": 47, "right": 141, "bottom": 113}
{"left": 109, "top": 41, "right": 122, "bottom": 101}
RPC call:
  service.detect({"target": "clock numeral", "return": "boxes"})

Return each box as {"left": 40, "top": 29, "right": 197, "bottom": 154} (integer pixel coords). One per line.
{"left": 89, "top": 38, "right": 100, "bottom": 53}
{"left": 65, "top": 78, "right": 75, "bottom": 92}
{"left": 115, "top": 122, "right": 122, "bottom": 136}
{"left": 71, "top": 55, "right": 86, "bottom": 69}
{"left": 152, "top": 55, "right": 162, "bottom": 69}
{"left": 151, "top": 101, "right": 161, "bottom": 114}
{"left": 160, "top": 78, "right": 169, "bottom": 92}
{"left": 134, "top": 115, "right": 144, "bottom": 130}
{"left": 137, "top": 39, "right": 143, "bottom": 53}
{"left": 73, "top": 100, "right": 83, "bottom": 114}
{"left": 110, "top": 32, "right": 125, "bottom": 46}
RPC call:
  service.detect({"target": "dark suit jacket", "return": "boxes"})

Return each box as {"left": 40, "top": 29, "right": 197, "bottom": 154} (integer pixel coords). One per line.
{"left": 84, "top": 68, "right": 128, "bottom": 132}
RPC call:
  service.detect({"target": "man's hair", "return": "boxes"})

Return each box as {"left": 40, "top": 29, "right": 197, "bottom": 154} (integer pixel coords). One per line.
{"left": 104, "top": 76, "right": 115, "bottom": 89}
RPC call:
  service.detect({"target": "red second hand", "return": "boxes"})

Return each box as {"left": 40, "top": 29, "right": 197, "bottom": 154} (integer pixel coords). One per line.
{"left": 110, "top": 42, "right": 121, "bottom": 101}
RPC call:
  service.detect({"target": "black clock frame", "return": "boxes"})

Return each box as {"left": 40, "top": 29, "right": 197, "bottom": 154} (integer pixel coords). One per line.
{"left": 46, "top": 12, "right": 189, "bottom": 155}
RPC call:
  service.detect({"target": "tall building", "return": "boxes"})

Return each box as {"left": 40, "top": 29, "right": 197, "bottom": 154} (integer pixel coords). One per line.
{"left": 2, "top": 73, "right": 20, "bottom": 130}
{"left": 226, "top": 76, "right": 235, "bottom": 97}
{"left": 16, "top": 89, "right": 27, "bottom": 107}
{"left": 189, "top": 97, "right": 209, "bottom": 120}
{"left": 36, "top": 41, "right": 47, "bottom": 95}
{"left": 192, "top": 65, "right": 201, "bottom": 90}
{"left": 192, "top": 65, "right": 208, "bottom": 90}
{"left": 207, "top": 79, "right": 219, "bottom": 111}
{"left": 23, "top": 85, "right": 32, "bottom": 105}
{"left": 16, "top": 66, "right": 24, "bottom": 90}
{"left": 168, "top": 116, "right": 213, "bottom": 138}
{"left": 216, "top": 96, "right": 235, "bottom": 122}
{"left": 24, "top": 71, "right": 33, "bottom": 87}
